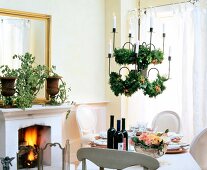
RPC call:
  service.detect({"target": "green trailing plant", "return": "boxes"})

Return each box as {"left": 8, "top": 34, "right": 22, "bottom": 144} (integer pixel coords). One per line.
{"left": 0, "top": 53, "right": 71, "bottom": 109}
{"left": 0, "top": 65, "right": 18, "bottom": 77}
{"left": 65, "top": 101, "right": 76, "bottom": 119}
{"left": 46, "top": 65, "right": 70, "bottom": 105}
{"left": 13, "top": 53, "right": 48, "bottom": 109}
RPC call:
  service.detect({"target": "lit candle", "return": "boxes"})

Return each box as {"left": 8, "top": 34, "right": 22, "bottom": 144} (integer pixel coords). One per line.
{"left": 136, "top": 40, "right": 140, "bottom": 54}
{"left": 109, "top": 39, "right": 112, "bottom": 54}
{"left": 113, "top": 14, "right": 116, "bottom": 29}
{"left": 169, "top": 46, "right": 172, "bottom": 56}
{"left": 150, "top": 16, "right": 154, "bottom": 28}
{"left": 163, "top": 24, "right": 165, "bottom": 33}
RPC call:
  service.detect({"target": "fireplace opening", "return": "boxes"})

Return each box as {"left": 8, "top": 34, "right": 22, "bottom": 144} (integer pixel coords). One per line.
{"left": 18, "top": 124, "right": 51, "bottom": 169}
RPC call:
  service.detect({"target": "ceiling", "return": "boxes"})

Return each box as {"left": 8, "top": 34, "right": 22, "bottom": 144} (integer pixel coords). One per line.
{"left": 139, "top": 0, "right": 189, "bottom": 9}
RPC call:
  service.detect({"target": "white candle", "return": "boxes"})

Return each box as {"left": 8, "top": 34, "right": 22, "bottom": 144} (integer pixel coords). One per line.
{"left": 163, "top": 24, "right": 165, "bottom": 33}
{"left": 113, "top": 14, "right": 116, "bottom": 29}
{"left": 150, "top": 16, "right": 154, "bottom": 28}
{"left": 169, "top": 46, "right": 172, "bottom": 56}
{"left": 136, "top": 40, "right": 140, "bottom": 54}
{"left": 129, "top": 18, "right": 132, "bottom": 35}
{"left": 109, "top": 40, "right": 112, "bottom": 54}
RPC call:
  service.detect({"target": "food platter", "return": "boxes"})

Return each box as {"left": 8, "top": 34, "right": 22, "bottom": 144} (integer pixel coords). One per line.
{"left": 166, "top": 142, "right": 189, "bottom": 154}
{"left": 90, "top": 139, "right": 107, "bottom": 148}
{"left": 166, "top": 148, "right": 188, "bottom": 154}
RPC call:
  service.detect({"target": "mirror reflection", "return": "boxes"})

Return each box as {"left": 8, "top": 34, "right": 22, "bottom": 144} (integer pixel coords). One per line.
{"left": 0, "top": 16, "right": 45, "bottom": 69}
{"left": 0, "top": 8, "right": 51, "bottom": 101}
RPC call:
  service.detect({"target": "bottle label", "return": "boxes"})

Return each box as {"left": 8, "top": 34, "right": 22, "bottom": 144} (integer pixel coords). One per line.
{"left": 118, "top": 142, "right": 123, "bottom": 151}
{"left": 123, "top": 138, "right": 126, "bottom": 151}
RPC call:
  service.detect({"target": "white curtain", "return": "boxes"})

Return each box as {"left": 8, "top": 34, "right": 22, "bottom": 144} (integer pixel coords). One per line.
{"left": 0, "top": 18, "right": 31, "bottom": 68}
{"left": 126, "top": 2, "right": 207, "bottom": 142}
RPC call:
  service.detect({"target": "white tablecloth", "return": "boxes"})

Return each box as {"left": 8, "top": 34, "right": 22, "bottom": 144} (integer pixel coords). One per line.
{"left": 77, "top": 152, "right": 201, "bottom": 170}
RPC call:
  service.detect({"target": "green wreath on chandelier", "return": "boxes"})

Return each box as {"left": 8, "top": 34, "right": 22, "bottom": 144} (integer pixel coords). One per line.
{"left": 109, "top": 43, "right": 168, "bottom": 97}
{"left": 114, "top": 43, "right": 164, "bottom": 67}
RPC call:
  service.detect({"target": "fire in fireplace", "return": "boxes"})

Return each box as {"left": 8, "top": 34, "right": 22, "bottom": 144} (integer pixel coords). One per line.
{"left": 18, "top": 124, "right": 51, "bottom": 169}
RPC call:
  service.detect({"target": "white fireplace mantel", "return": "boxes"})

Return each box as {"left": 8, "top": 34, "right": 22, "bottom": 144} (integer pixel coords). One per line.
{"left": 0, "top": 104, "right": 71, "bottom": 120}
{"left": 0, "top": 104, "right": 71, "bottom": 170}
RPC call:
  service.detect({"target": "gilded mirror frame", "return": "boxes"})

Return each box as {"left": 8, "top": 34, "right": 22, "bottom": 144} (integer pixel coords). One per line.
{"left": 0, "top": 8, "right": 51, "bottom": 103}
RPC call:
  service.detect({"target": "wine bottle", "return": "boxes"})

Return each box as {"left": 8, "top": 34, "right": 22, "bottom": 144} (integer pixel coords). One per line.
{"left": 107, "top": 115, "right": 116, "bottom": 149}
{"left": 114, "top": 120, "right": 124, "bottom": 150}
{"left": 122, "top": 118, "right": 128, "bottom": 151}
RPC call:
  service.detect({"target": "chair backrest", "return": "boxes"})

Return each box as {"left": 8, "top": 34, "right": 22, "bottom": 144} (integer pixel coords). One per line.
{"left": 76, "top": 105, "right": 97, "bottom": 135}
{"left": 151, "top": 111, "right": 181, "bottom": 133}
{"left": 77, "top": 148, "right": 160, "bottom": 170}
{"left": 190, "top": 128, "right": 207, "bottom": 170}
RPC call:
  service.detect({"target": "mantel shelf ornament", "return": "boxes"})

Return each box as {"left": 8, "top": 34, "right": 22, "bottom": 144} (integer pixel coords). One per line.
{"left": 108, "top": 19, "right": 171, "bottom": 97}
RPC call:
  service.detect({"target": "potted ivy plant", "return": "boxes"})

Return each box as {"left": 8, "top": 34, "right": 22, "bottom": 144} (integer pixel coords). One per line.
{"left": 0, "top": 65, "right": 18, "bottom": 107}
{"left": 12, "top": 53, "right": 47, "bottom": 109}
{"left": 0, "top": 53, "right": 70, "bottom": 109}
{"left": 46, "top": 65, "right": 69, "bottom": 105}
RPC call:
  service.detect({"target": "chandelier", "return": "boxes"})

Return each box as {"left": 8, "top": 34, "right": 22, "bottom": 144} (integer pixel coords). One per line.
{"left": 107, "top": 12, "right": 171, "bottom": 97}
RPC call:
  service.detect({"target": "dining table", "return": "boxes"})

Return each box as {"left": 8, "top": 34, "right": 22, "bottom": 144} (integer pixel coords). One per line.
{"left": 76, "top": 152, "right": 201, "bottom": 170}
{"left": 77, "top": 131, "right": 201, "bottom": 170}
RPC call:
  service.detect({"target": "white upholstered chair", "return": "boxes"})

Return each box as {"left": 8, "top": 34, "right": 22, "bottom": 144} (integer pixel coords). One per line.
{"left": 76, "top": 105, "right": 98, "bottom": 146}
{"left": 190, "top": 128, "right": 207, "bottom": 170}
{"left": 151, "top": 111, "right": 181, "bottom": 133}
{"left": 77, "top": 147, "right": 160, "bottom": 170}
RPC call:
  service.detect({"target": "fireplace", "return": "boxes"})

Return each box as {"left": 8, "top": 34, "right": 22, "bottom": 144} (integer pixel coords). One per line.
{"left": 18, "top": 125, "right": 51, "bottom": 169}
{"left": 0, "top": 105, "right": 71, "bottom": 170}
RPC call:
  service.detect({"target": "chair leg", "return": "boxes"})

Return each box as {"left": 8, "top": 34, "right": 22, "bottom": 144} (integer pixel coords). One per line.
{"left": 82, "top": 159, "right": 86, "bottom": 170}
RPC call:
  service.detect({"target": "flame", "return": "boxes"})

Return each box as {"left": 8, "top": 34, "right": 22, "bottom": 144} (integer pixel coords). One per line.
{"left": 25, "top": 127, "right": 37, "bottom": 146}
{"left": 24, "top": 127, "right": 37, "bottom": 161}
{"left": 28, "top": 150, "right": 35, "bottom": 161}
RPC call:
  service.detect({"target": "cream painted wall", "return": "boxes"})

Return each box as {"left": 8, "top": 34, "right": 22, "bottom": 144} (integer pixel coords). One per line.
{"left": 0, "top": 0, "right": 105, "bottom": 103}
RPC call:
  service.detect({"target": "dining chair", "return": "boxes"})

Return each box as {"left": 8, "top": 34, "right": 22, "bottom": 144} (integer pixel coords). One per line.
{"left": 190, "top": 128, "right": 207, "bottom": 170}
{"left": 77, "top": 147, "right": 160, "bottom": 170}
{"left": 151, "top": 110, "right": 181, "bottom": 133}
{"left": 76, "top": 105, "right": 98, "bottom": 146}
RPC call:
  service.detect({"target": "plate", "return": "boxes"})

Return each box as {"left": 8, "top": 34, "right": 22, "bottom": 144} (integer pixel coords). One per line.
{"left": 91, "top": 139, "right": 107, "bottom": 146}
{"left": 166, "top": 148, "right": 188, "bottom": 154}
{"left": 167, "top": 144, "right": 181, "bottom": 150}
{"left": 99, "top": 132, "right": 107, "bottom": 139}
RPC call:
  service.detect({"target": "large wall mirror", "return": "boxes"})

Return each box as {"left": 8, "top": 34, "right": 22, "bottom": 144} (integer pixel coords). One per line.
{"left": 0, "top": 8, "right": 51, "bottom": 102}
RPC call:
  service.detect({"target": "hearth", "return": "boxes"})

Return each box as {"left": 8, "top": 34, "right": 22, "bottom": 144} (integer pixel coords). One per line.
{"left": 0, "top": 105, "right": 71, "bottom": 170}
{"left": 17, "top": 125, "right": 51, "bottom": 169}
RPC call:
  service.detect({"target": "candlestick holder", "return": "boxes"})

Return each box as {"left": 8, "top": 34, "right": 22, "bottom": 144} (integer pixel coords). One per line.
{"left": 168, "top": 55, "right": 171, "bottom": 79}
{"left": 108, "top": 24, "right": 171, "bottom": 97}
{"left": 149, "top": 27, "right": 153, "bottom": 51}
{"left": 163, "top": 33, "right": 166, "bottom": 52}
{"left": 112, "top": 28, "right": 116, "bottom": 50}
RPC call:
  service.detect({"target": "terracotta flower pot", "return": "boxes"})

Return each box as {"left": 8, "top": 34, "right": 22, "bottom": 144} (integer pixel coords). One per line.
{"left": 46, "top": 76, "right": 62, "bottom": 97}
{"left": 0, "top": 77, "right": 16, "bottom": 97}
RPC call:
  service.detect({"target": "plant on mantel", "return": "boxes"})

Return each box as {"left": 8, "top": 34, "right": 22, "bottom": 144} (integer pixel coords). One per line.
{"left": 13, "top": 53, "right": 48, "bottom": 109}
{"left": 0, "top": 52, "right": 71, "bottom": 109}
{"left": 46, "top": 65, "right": 71, "bottom": 105}
{"left": 45, "top": 65, "right": 75, "bottom": 119}
{"left": 0, "top": 65, "right": 18, "bottom": 107}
